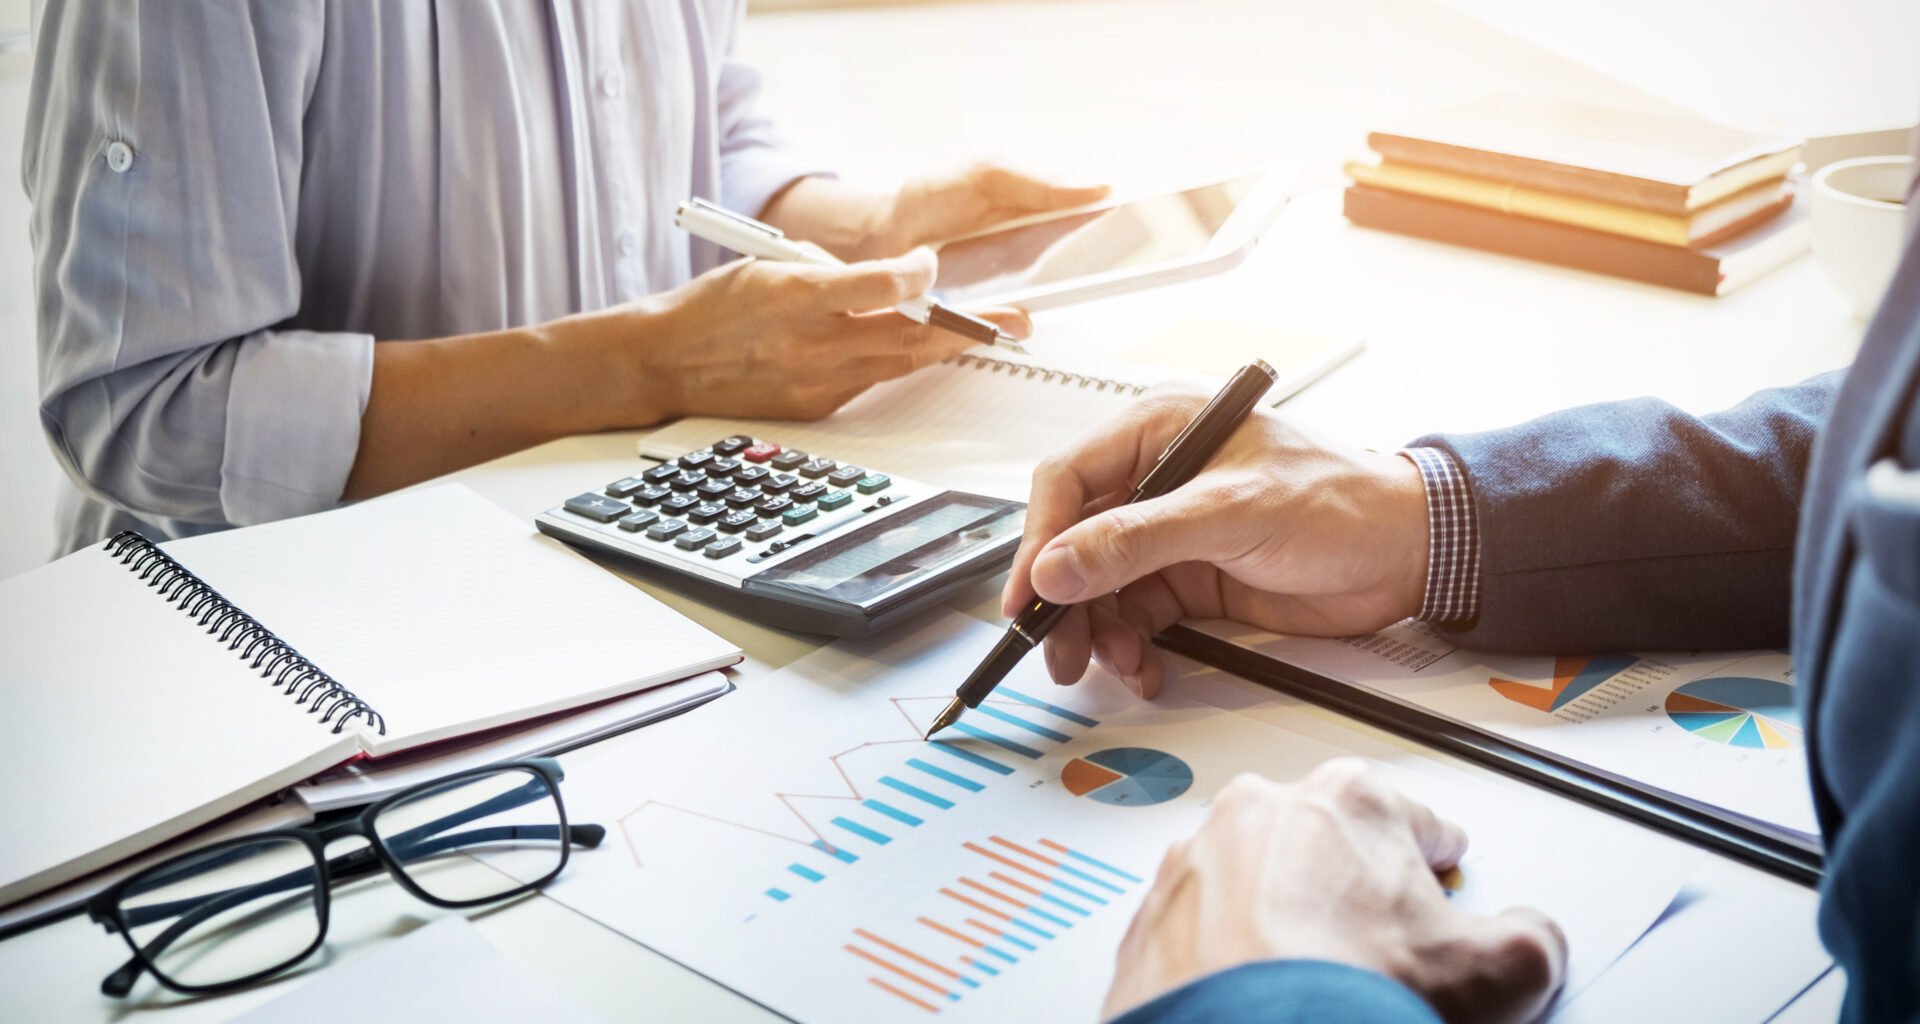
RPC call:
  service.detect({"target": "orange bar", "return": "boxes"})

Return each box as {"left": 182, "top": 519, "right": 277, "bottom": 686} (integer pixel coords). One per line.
{"left": 990, "top": 870, "right": 1044, "bottom": 898}
{"left": 964, "top": 841, "right": 1053, "bottom": 882}
{"left": 961, "top": 877, "right": 1029, "bottom": 911}
{"left": 942, "top": 887, "right": 1012, "bottom": 921}
{"left": 992, "top": 836, "right": 1060, "bottom": 867}
{"left": 846, "top": 944, "right": 952, "bottom": 998}
{"left": 1038, "top": 838, "right": 1074, "bottom": 856}
{"left": 965, "top": 918, "right": 1006, "bottom": 938}
{"left": 868, "top": 976, "right": 940, "bottom": 1014}
{"left": 856, "top": 928, "right": 965, "bottom": 981}
{"left": 920, "top": 916, "right": 986, "bottom": 949}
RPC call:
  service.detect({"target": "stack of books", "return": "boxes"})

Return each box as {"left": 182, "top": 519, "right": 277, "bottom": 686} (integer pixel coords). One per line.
{"left": 1344, "top": 96, "right": 1808, "bottom": 296}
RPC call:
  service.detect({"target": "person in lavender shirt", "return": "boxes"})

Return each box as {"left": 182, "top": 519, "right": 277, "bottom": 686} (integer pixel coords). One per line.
{"left": 25, "top": 1, "right": 1103, "bottom": 552}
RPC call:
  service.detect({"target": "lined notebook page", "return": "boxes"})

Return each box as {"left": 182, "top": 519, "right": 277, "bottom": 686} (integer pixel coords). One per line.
{"left": 0, "top": 547, "right": 356, "bottom": 906}
{"left": 639, "top": 357, "right": 1141, "bottom": 500}
{"left": 165, "top": 485, "right": 740, "bottom": 757}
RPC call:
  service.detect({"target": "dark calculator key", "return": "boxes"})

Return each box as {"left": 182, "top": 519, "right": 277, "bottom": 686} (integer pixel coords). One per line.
{"left": 827, "top": 466, "right": 865, "bottom": 487}
{"left": 616, "top": 509, "right": 660, "bottom": 532}
{"left": 717, "top": 509, "right": 758, "bottom": 533}
{"left": 816, "top": 489, "right": 854, "bottom": 511}
{"left": 707, "top": 457, "right": 741, "bottom": 476}
{"left": 782, "top": 503, "right": 819, "bottom": 526}
{"left": 670, "top": 469, "right": 708, "bottom": 490}
{"left": 770, "top": 450, "right": 808, "bottom": 471}
{"left": 697, "top": 478, "right": 733, "bottom": 498}
{"left": 798, "top": 457, "right": 837, "bottom": 479}
{"left": 643, "top": 463, "right": 680, "bottom": 483}
{"left": 762, "top": 473, "right": 799, "bottom": 493}
{"left": 712, "top": 435, "right": 753, "bottom": 455}
{"left": 563, "top": 493, "right": 628, "bottom": 523}
{"left": 633, "top": 483, "right": 673, "bottom": 507}
{"left": 732, "top": 465, "right": 770, "bottom": 485}
{"left": 678, "top": 450, "right": 715, "bottom": 469}
{"left": 743, "top": 442, "right": 782, "bottom": 463}
{"left": 755, "top": 495, "right": 793, "bottom": 518}
{"left": 792, "top": 481, "right": 828, "bottom": 502}
{"left": 645, "top": 519, "right": 689, "bottom": 541}
{"left": 605, "top": 476, "right": 647, "bottom": 498}
{"left": 661, "top": 492, "right": 700, "bottom": 514}
{"left": 674, "top": 527, "right": 718, "bottom": 551}
{"left": 856, "top": 473, "right": 892, "bottom": 495}
{"left": 745, "top": 520, "right": 783, "bottom": 542}
{"left": 688, "top": 501, "right": 727, "bottom": 524}
{"left": 725, "top": 487, "right": 764, "bottom": 508}
{"left": 703, "top": 536, "right": 744, "bottom": 559}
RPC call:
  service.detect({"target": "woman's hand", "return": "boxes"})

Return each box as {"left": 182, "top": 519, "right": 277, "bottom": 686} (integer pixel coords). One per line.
{"left": 762, "top": 166, "right": 1109, "bottom": 262}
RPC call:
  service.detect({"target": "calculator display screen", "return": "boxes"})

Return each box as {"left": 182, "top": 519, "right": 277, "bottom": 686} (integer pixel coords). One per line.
{"left": 751, "top": 494, "right": 1023, "bottom": 607}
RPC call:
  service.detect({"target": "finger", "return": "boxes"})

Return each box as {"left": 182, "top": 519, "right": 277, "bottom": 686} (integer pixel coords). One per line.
{"left": 789, "top": 247, "right": 937, "bottom": 311}
{"left": 1042, "top": 604, "right": 1094, "bottom": 685}
{"left": 1399, "top": 797, "right": 1471, "bottom": 873}
{"left": 973, "top": 164, "right": 1112, "bottom": 211}
{"left": 1031, "top": 491, "right": 1238, "bottom": 605}
{"left": 1475, "top": 907, "right": 1568, "bottom": 1016}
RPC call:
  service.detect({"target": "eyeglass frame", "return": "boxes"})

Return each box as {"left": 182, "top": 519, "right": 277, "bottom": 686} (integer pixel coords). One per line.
{"left": 85, "top": 757, "right": 604, "bottom": 998}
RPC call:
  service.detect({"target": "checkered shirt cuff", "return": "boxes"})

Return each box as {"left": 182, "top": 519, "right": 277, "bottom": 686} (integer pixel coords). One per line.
{"left": 1399, "top": 447, "right": 1481, "bottom": 624}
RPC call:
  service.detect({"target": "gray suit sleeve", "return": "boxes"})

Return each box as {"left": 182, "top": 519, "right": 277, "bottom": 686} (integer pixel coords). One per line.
{"left": 27, "top": 0, "right": 373, "bottom": 530}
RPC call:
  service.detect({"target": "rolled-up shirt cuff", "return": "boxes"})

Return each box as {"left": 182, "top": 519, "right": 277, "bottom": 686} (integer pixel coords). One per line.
{"left": 1399, "top": 446, "right": 1481, "bottom": 625}
{"left": 220, "top": 328, "right": 374, "bottom": 526}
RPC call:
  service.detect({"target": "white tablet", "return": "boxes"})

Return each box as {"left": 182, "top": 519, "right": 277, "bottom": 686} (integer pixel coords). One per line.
{"left": 930, "top": 167, "right": 1294, "bottom": 311}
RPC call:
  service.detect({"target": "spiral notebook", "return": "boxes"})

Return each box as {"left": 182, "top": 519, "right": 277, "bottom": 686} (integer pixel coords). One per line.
{"left": 0, "top": 484, "right": 740, "bottom": 907}
{"left": 638, "top": 324, "right": 1361, "bottom": 500}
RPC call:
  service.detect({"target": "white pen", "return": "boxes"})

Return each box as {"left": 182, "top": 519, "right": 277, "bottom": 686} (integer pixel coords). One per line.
{"left": 675, "top": 197, "right": 1026, "bottom": 354}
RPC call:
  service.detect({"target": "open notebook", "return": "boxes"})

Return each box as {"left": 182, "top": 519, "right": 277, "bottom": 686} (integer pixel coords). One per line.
{"left": 638, "top": 325, "right": 1361, "bottom": 500}
{"left": 0, "top": 484, "right": 740, "bottom": 906}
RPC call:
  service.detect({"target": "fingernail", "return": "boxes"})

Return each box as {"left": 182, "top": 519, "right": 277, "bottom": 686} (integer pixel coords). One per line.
{"left": 1032, "top": 547, "right": 1086, "bottom": 601}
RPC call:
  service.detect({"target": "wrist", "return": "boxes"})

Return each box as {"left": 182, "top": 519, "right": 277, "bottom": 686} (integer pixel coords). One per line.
{"left": 552, "top": 298, "right": 678, "bottom": 430}
{"left": 1379, "top": 452, "right": 1434, "bottom": 622}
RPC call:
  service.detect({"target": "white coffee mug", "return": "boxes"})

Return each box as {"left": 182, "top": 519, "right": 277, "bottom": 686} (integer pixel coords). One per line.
{"left": 1811, "top": 155, "right": 1913, "bottom": 320}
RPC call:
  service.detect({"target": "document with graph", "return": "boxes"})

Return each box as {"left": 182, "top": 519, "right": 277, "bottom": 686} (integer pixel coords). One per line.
{"left": 1183, "top": 619, "right": 1819, "bottom": 845}
{"left": 494, "top": 611, "right": 1694, "bottom": 1022}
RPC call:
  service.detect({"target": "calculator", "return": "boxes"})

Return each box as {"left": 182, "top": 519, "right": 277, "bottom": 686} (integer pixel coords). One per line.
{"left": 534, "top": 435, "right": 1026, "bottom": 637}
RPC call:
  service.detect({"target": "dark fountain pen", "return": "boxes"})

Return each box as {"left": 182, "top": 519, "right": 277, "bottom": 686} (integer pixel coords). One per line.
{"left": 927, "top": 359, "right": 1279, "bottom": 737}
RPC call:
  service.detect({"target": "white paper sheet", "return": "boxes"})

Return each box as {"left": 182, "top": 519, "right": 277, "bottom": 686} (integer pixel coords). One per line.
{"left": 499, "top": 611, "right": 1688, "bottom": 1022}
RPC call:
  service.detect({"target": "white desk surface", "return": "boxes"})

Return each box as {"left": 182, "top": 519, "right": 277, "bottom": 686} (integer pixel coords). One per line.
{"left": 0, "top": 0, "right": 1870, "bottom": 1020}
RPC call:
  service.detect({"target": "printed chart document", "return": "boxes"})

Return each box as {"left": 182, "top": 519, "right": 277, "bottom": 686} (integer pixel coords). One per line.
{"left": 1190, "top": 620, "right": 1820, "bottom": 843}
{"left": 503, "top": 611, "right": 1690, "bottom": 1022}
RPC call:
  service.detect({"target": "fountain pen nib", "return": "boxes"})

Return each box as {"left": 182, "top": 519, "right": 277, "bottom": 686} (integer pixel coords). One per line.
{"left": 926, "top": 696, "right": 967, "bottom": 738}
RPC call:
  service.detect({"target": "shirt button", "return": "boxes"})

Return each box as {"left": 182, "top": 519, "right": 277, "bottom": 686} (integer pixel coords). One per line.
{"left": 599, "top": 71, "right": 623, "bottom": 99}
{"left": 617, "top": 230, "right": 637, "bottom": 257}
{"left": 104, "top": 141, "right": 134, "bottom": 173}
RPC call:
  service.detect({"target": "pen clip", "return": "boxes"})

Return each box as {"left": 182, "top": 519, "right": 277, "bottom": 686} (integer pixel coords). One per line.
{"left": 678, "top": 197, "right": 786, "bottom": 239}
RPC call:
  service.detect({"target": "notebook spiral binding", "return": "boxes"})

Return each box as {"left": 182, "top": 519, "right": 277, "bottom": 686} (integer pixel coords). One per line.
{"left": 103, "top": 532, "right": 386, "bottom": 735}
{"left": 952, "top": 353, "right": 1148, "bottom": 397}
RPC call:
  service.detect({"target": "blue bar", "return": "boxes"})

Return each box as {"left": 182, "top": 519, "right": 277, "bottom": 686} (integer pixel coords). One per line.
{"left": 998, "top": 687, "right": 1100, "bottom": 727}
{"left": 1024, "top": 905, "right": 1072, "bottom": 929}
{"left": 812, "top": 839, "right": 858, "bottom": 863}
{"left": 929, "top": 740, "right": 1015, "bottom": 776}
{"left": 950, "top": 722, "right": 1043, "bottom": 759}
{"left": 1009, "top": 918, "right": 1054, "bottom": 940}
{"left": 980, "top": 944, "right": 1018, "bottom": 963}
{"left": 766, "top": 888, "right": 790, "bottom": 901}
{"left": 1056, "top": 862, "right": 1125, "bottom": 894}
{"left": 880, "top": 776, "right": 954, "bottom": 809}
{"left": 1051, "top": 878, "right": 1108, "bottom": 905}
{"left": 788, "top": 864, "right": 825, "bottom": 883}
{"left": 862, "top": 799, "right": 923, "bottom": 827}
{"left": 908, "top": 758, "right": 984, "bottom": 792}
{"left": 1059, "top": 846, "right": 1145, "bottom": 884}
{"left": 998, "top": 931, "right": 1038, "bottom": 952}
{"left": 831, "top": 817, "right": 892, "bottom": 845}
{"left": 968, "top": 958, "right": 1002, "bottom": 976}
{"left": 1038, "top": 891, "right": 1089, "bottom": 917}
{"left": 975, "top": 704, "right": 1071, "bottom": 743}
{"left": 956, "top": 976, "right": 981, "bottom": 990}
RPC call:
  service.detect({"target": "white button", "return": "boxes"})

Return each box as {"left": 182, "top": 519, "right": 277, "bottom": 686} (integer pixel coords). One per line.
{"left": 105, "top": 141, "right": 134, "bottom": 173}
{"left": 599, "top": 71, "right": 622, "bottom": 99}
{"left": 617, "top": 230, "right": 637, "bottom": 257}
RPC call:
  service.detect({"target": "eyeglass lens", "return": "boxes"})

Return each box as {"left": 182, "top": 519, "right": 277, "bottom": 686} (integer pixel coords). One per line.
{"left": 117, "top": 835, "right": 323, "bottom": 990}
{"left": 373, "top": 765, "right": 566, "bottom": 904}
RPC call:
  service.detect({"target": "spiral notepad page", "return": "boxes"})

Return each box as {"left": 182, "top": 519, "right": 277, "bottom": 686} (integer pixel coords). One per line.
{"left": 0, "top": 484, "right": 740, "bottom": 908}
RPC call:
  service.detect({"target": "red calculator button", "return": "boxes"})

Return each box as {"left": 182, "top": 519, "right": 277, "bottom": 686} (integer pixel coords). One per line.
{"left": 743, "top": 443, "right": 782, "bottom": 463}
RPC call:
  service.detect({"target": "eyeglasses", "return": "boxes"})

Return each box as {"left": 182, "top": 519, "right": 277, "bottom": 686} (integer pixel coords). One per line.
{"left": 86, "top": 759, "right": 603, "bottom": 998}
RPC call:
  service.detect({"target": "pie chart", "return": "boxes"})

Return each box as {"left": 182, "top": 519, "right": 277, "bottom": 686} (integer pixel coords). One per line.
{"left": 1664, "top": 676, "right": 1802, "bottom": 750}
{"left": 1061, "top": 748, "right": 1194, "bottom": 807}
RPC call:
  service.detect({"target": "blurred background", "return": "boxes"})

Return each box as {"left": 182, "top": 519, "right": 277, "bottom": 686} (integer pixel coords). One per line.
{"left": 0, "top": 0, "right": 1913, "bottom": 578}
